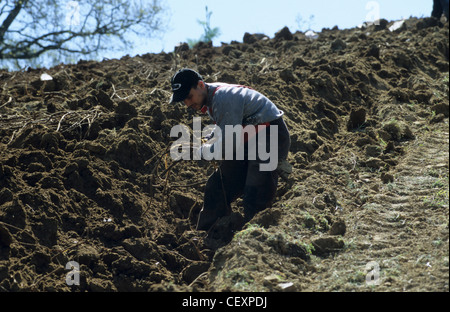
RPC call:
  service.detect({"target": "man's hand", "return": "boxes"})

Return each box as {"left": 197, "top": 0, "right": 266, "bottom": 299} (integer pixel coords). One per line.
{"left": 194, "top": 136, "right": 213, "bottom": 159}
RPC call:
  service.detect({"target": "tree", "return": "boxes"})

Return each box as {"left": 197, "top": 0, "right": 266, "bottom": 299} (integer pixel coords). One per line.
{"left": 296, "top": 13, "right": 315, "bottom": 32}
{"left": 0, "top": 0, "right": 168, "bottom": 69}
{"left": 187, "top": 6, "right": 220, "bottom": 48}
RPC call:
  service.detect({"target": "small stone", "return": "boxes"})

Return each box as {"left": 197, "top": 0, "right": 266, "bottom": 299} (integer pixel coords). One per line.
{"left": 277, "top": 282, "right": 298, "bottom": 291}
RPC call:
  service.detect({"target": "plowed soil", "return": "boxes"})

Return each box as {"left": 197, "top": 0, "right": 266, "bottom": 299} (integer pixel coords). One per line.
{"left": 0, "top": 17, "right": 448, "bottom": 292}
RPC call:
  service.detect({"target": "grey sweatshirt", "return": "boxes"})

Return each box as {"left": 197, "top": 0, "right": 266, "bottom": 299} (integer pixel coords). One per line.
{"left": 200, "top": 83, "right": 283, "bottom": 157}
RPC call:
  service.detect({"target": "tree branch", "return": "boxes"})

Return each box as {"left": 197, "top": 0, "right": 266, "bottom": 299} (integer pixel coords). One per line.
{"left": 0, "top": 0, "right": 168, "bottom": 65}
{"left": 0, "top": 0, "right": 29, "bottom": 42}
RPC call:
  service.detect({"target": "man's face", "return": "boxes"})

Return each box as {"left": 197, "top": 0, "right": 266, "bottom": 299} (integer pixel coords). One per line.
{"left": 183, "top": 81, "right": 207, "bottom": 111}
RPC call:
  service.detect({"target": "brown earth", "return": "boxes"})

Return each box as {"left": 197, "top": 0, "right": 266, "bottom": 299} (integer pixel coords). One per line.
{"left": 0, "top": 17, "right": 448, "bottom": 292}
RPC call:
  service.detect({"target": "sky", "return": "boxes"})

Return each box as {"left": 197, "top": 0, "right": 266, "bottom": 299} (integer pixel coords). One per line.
{"left": 122, "top": 0, "right": 434, "bottom": 58}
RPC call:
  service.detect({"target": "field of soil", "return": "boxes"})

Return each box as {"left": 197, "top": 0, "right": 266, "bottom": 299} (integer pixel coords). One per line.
{"left": 0, "top": 17, "right": 448, "bottom": 292}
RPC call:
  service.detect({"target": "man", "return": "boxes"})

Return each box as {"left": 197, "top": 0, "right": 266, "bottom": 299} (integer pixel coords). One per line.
{"left": 432, "top": 0, "right": 449, "bottom": 19}
{"left": 169, "top": 68, "right": 291, "bottom": 231}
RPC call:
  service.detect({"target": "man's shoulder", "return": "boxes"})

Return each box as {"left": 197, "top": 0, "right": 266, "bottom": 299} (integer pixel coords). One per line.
{"left": 208, "top": 82, "right": 232, "bottom": 89}
{"left": 208, "top": 83, "right": 238, "bottom": 103}
{"left": 211, "top": 83, "right": 257, "bottom": 98}
{"left": 210, "top": 83, "right": 233, "bottom": 94}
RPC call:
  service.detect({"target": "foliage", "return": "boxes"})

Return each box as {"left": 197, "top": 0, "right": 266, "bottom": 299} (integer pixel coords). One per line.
{"left": 0, "top": 0, "right": 168, "bottom": 69}
{"left": 187, "top": 6, "right": 220, "bottom": 48}
{"left": 296, "top": 13, "right": 315, "bottom": 31}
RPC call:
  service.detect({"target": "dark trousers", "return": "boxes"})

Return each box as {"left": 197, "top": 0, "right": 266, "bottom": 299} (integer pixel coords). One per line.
{"left": 197, "top": 117, "right": 290, "bottom": 230}
{"left": 432, "top": 0, "right": 449, "bottom": 18}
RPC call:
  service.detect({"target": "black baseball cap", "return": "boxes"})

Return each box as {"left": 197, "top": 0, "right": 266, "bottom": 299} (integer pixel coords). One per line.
{"left": 169, "top": 68, "right": 203, "bottom": 104}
